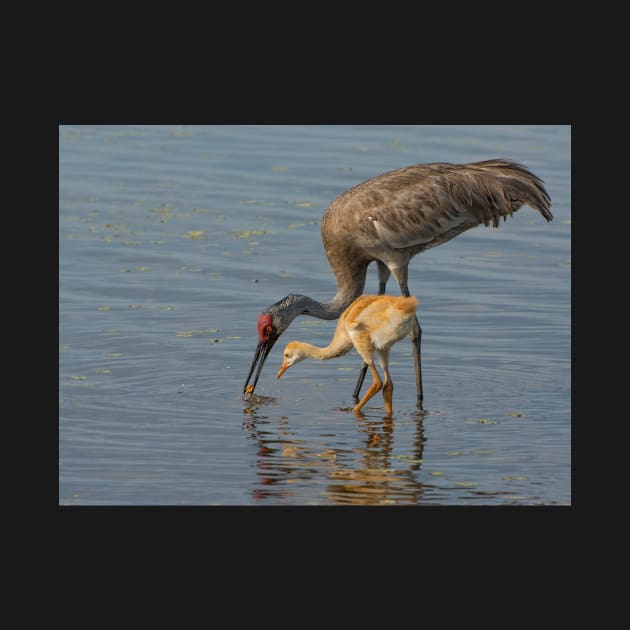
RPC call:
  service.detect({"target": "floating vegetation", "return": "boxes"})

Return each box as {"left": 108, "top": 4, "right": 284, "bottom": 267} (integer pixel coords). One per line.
{"left": 506, "top": 412, "right": 524, "bottom": 417}
{"left": 148, "top": 204, "right": 175, "bottom": 214}
{"left": 271, "top": 165, "right": 288, "bottom": 172}
{"left": 128, "top": 304, "right": 175, "bottom": 311}
{"left": 240, "top": 199, "right": 278, "bottom": 207}
{"left": 176, "top": 327, "right": 220, "bottom": 337}
{"left": 232, "top": 229, "right": 268, "bottom": 239}
{"left": 97, "top": 306, "right": 111, "bottom": 311}
{"left": 184, "top": 230, "right": 204, "bottom": 239}
{"left": 455, "top": 481, "right": 477, "bottom": 488}
{"left": 502, "top": 476, "right": 529, "bottom": 481}
{"left": 466, "top": 417, "right": 498, "bottom": 425}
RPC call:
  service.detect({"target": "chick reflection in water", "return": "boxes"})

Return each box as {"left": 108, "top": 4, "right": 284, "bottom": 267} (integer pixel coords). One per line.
{"left": 276, "top": 295, "right": 418, "bottom": 416}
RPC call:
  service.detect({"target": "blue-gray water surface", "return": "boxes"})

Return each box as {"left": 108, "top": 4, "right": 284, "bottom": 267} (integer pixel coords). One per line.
{"left": 59, "top": 125, "right": 571, "bottom": 505}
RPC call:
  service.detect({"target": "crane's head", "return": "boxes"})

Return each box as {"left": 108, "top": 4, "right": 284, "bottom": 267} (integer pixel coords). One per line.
{"left": 243, "top": 295, "right": 305, "bottom": 395}
{"left": 243, "top": 312, "right": 280, "bottom": 395}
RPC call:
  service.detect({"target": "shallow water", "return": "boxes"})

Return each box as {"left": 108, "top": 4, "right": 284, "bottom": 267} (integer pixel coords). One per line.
{"left": 59, "top": 125, "right": 571, "bottom": 505}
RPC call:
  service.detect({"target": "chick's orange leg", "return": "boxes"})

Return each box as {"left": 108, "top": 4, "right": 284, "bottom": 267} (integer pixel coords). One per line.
{"left": 382, "top": 378, "right": 393, "bottom": 416}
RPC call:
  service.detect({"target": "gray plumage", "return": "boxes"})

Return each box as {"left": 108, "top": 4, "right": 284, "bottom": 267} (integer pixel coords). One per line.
{"left": 244, "top": 159, "right": 552, "bottom": 403}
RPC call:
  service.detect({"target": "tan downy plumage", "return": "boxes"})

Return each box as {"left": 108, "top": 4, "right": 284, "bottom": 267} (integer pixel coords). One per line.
{"left": 277, "top": 294, "right": 419, "bottom": 415}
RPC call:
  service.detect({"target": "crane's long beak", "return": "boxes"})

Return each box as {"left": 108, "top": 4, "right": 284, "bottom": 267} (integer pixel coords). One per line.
{"left": 243, "top": 335, "right": 278, "bottom": 395}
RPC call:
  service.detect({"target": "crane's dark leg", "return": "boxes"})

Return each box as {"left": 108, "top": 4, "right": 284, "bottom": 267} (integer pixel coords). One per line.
{"left": 353, "top": 368, "right": 368, "bottom": 402}
{"left": 352, "top": 262, "right": 390, "bottom": 403}
{"left": 410, "top": 317, "right": 423, "bottom": 406}
{"left": 392, "top": 265, "right": 424, "bottom": 407}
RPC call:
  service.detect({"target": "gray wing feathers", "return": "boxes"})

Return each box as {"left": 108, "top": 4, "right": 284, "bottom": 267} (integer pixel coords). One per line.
{"left": 333, "top": 160, "right": 552, "bottom": 250}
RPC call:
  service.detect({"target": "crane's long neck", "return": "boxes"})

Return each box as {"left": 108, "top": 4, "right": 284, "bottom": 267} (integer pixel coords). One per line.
{"left": 296, "top": 293, "right": 354, "bottom": 321}
{"left": 267, "top": 260, "right": 368, "bottom": 332}
{"left": 270, "top": 285, "right": 364, "bottom": 330}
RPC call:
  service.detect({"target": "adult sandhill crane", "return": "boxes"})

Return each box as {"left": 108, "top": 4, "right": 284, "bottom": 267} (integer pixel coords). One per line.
{"left": 276, "top": 294, "right": 419, "bottom": 416}
{"left": 244, "top": 159, "right": 552, "bottom": 406}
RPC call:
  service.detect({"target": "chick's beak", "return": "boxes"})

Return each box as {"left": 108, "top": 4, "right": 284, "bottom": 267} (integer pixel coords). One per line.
{"left": 276, "top": 362, "right": 288, "bottom": 379}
